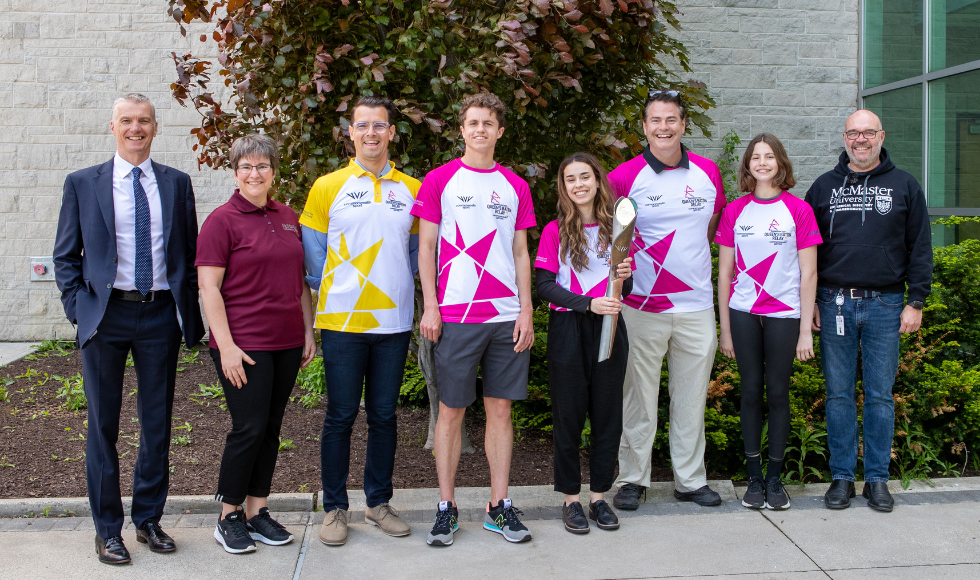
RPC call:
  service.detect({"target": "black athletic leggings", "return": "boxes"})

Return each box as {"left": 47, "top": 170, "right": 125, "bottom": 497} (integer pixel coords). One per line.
{"left": 730, "top": 309, "right": 799, "bottom": 461}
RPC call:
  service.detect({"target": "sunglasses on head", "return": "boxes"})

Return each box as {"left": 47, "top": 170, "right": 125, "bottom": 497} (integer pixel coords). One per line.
{"left": 650, "top": 90, "right": 680, "bottom": 97}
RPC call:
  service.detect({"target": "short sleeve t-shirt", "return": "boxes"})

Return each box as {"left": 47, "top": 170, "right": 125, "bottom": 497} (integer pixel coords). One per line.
{"left": 299, "top": 159, "right": 421, "bottom": 334}
{"left": 608, "top": 146, "right": 726, "bottom": 314}
{"left": 411, "top": 158, "right": 537, "bottom": 323}
{"left": 196, "top": 192, "right": 306, "bottom": 350}
{"left": 715, "top": 191, "right": 823, "bottom": 318}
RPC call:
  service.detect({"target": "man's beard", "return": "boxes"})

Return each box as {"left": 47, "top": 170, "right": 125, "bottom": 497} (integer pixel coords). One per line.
{"left": 847, "top": 143, "right": 881, "bottom": 170}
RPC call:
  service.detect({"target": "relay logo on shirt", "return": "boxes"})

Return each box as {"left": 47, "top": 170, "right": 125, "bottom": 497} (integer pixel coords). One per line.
{"left": 765, "top": 218, "right": 791, "bottom": 244}
{"left": 682, "top": 186, "right": 708, "bottom": 211}
{"left": 385, "top": 190, "right": 407, "bottom": 212}
{"left": 487, "top": 190, "right": 512, "bottom": 220}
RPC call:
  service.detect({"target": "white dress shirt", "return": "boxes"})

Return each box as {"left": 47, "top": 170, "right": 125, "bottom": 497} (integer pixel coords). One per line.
{"left": 112, "top": 153, "right": 169, "bottom": 291}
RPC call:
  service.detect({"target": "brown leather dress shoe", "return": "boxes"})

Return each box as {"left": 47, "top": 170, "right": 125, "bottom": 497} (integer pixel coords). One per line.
{"left": 95, "top": 535, "right": 131, "bottom": 565}
{"left": 136, "top": 521, "right": 177, "bottom": 553}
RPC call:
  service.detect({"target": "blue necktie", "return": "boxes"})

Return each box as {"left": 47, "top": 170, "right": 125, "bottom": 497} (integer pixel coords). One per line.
{"left": 132, "top": 166, "right": 153, "bottom": 295}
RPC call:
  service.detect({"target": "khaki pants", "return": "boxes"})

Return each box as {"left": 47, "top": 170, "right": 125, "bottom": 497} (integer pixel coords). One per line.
{"left": 617, "top": 306, "right": 717, "bottom": 493}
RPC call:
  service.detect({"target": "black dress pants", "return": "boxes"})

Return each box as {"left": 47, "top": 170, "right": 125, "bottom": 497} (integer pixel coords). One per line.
{"left": 548, "top": 310, "right": 628, "bottom": 495}
{"left": 210, "top": 347, "right": 302, "bottom": 505}
{"left": 81, "top": 294, "right": 182, "bottom": 539}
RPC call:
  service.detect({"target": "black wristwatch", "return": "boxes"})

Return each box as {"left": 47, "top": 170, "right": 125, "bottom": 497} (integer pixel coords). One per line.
{"left": 909, "top": 300, "right": 924, "bottom": 310}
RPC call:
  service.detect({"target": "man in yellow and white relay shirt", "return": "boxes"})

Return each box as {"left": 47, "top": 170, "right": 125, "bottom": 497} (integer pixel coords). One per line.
{"left": 299, "top": 97, "right": 420, "bottom": 547}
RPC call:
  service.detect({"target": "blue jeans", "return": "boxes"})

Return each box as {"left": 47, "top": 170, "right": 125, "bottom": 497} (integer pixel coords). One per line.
{"left": 319, "top": 330, "right": 410, "bottom": 511}
{"left": 816, "top": 288, "right": 904, "bottom": 483}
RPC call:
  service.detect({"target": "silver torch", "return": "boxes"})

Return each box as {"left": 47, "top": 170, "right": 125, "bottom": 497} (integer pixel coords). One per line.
{"left": 597, "top": 197, "right": 638, "bottom": 362}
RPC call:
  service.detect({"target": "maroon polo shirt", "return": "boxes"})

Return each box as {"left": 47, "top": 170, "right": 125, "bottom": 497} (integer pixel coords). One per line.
{"left": 196, "top": 191, "right": 306, "bottom": 351}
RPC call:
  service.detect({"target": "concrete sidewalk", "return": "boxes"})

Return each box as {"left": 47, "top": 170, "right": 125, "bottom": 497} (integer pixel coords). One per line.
{"left": 2, "top": 481, "right": 978, "bottom": 580}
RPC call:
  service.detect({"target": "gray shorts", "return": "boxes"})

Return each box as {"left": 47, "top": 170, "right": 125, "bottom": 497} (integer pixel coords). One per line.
{"left": 434, "top": 321, "right": 530, "bottom": 408}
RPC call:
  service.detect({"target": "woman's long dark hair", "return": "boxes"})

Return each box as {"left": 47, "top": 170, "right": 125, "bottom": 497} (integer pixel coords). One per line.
{"left": 556, "top": 152, "right": 614, "bottom": 272}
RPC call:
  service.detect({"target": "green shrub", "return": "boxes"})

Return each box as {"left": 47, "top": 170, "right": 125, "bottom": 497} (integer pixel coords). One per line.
{"left": 296, "top": 355, "right": 325, "bottom": 409}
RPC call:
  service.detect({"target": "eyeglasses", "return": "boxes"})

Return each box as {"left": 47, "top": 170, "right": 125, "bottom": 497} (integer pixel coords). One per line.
{"left": 844, "top": 129, "right": 881, "bottom": 140}
{"left": 235, "top": 163, "right": 273, "bottom": 175}
{"left": 352, "top": 122, "right": 391, "bottom": 134}
{"left": 650, "top": 90, "right": 680, "bottom": 97}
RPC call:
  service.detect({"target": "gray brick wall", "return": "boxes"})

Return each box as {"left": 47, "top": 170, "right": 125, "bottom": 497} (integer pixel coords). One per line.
{"left": 674, "top": 0, "right": 860, "bottom": 189}
{"left": 0, "top": 0, "right": 860, "bottom": 340}
{"left": 0, "top": 0, "right": 224, "bottom": 341}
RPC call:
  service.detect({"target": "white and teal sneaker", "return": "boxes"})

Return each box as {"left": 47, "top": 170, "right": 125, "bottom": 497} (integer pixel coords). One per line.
{"left": 483, "top": 499, "right": 532, "bottom": 543}
{"left": 427, "top": 501, "right": 459, "bottom": 546}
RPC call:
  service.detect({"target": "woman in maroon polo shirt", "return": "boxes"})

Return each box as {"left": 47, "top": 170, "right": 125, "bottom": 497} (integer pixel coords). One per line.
{"left": 196, "top": 134, "right": 316, "bottom": 554}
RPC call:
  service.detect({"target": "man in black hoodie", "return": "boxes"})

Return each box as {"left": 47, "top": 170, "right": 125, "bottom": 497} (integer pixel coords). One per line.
{"left": 804, "top": 110, "right": 932, "bottom": 513}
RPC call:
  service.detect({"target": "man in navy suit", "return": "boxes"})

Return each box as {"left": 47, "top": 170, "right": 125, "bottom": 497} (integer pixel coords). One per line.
{"left": 54, "top": 93, "right": 205, "bottom": 565}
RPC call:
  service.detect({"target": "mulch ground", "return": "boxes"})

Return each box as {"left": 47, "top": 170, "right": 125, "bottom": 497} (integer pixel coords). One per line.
{"left": 0, "top": 345, "right": 684, "bottom": 499}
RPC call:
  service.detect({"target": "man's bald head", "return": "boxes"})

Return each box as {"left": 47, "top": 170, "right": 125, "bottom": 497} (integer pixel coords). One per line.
{"left": 845, "top": 109, "right": 882, "bottom": 132}
{"left": 843, "top": 109, "right": 885, "bottom": 172}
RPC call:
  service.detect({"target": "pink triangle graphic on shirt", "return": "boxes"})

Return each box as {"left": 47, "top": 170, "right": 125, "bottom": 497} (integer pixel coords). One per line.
{"left": 736, "top": 246, "right": 747, "bottom": 273}
{"left": 440, "top": 302, "right": 468, "bottom": 319}
{"left": 645, "top": 231, "right": 675, "bottom": 266}
{"left": 473, "top": 271, "right": 515, "bottom": 301}
{"left": 753, "top": 288, "right": 794, "bottom": 314}
{"left": 455, "top": 223, "right": 465, "bottom": 249}
{"left": 475, "top": 263, "right": 483, "bottom": 277}
{"left": 440, "top": 235, "right": 461, "bottom": 267}
{"left": 651, "top": 267, "right": 692, "bottom": 295}
{"left": 745, "top": 251, "right": 777, "bottom": 286}
{"left": 464, "top": 229, "right": 496, "bottom": 267}
{"left": 640, "top": 295, "right": 674, "bottom": 313}
{"left": 588, "top": 277, "right": 607, "bottom": 298}
{"left": 437, "top": 262, "right": 451, "bottom": 304}
{"left": 462, "top": 300, "right": 500, "bottom": 323}
{"left": 631, "top": 233, "right": 645, "bottom": 254}
{"left": 570, "top": 270, "right": 583, "bottom": 294}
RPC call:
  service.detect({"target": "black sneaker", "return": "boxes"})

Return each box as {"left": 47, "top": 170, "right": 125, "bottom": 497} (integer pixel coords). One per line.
{"left": 741, "top": 477, "right": 766, "bottom": 509}
{"left": 561, "top": 501, "right": 589, "bottom": 534}
{"left": 588, "top": 500, "right": 620, "bottom": 530}
{"left": 214, "top": 510, "right": 257, "bottom": 554}
{"left": 484, "top": 499, "right": 532, "bottom": 543}
{"left": 426, "top": 501, "right": 458, "bottom": 547}
{"left": 613, "top": 483, "right": 646, "bottom": 510}
{"left": 246, "top": 507, "right": 294, "bottom": 545}
{"left": 765, "top": 478, "right": 791, "bottom": 510}
{"left": 674, "top": 485, "right": 722, "bottom": 506}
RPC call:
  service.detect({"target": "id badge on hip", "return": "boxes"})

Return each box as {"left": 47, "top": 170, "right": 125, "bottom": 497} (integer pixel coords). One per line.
{"left": 835, "top": 292, "right": 845, "bottom": 336}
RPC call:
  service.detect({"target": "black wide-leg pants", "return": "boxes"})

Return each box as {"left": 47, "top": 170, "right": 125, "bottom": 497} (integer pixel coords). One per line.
{"left": 548, "top": 310, "right": 629, "bottom": 495}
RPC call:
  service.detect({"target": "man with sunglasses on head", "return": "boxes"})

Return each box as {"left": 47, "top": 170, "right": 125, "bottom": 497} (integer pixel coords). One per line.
{"left": 607, "top": 90, "right": 727, "bottom": 510}
{"left": 804, "top": 110, "right": 931, "bottom": 513}
{"left": 300, "top": 96, "right": 421, "bottom": 546}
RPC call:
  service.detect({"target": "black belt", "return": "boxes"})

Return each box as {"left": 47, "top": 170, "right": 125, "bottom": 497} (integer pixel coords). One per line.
{"left": 825, "top": 288, "right": 882, "bottom": 299}
{"left": 110, "top": 288, "right": 172, "bottom": 302}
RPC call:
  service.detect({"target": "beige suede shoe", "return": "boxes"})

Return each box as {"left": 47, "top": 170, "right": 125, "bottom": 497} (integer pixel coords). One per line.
{"left": 365, "top": 503, "right": 411, "bottom": 537}
{"left": 318, "top": 509, "right": 348, "bottom": 546}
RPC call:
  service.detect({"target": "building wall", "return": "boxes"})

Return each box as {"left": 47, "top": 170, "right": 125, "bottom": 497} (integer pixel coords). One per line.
{"left": 674, "top": 0, "right": 860, "bottom": 189}
{"left": 0, "top": 0, "right": 859, "bottom": 341}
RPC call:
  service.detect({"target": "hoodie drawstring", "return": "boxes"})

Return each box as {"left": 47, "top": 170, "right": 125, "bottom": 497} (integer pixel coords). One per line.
{"left": 860, "top": 174, "right": 870, "bottom": 226}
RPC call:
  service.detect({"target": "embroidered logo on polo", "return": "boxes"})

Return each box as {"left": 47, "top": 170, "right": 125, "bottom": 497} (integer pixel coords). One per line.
{"left": 486, "top": 190, "right": 512, "bottom": 220}
{"left": 681, "top": 185, "right": 708, "bottom": 211}
{"left": 316, "top": 232, "right": 396, "bottom": 332}
{"left": 764, "top": 219, "right": 791, "bottom": 245}
{"left": 630, "top": 230, "right": 693, "bottom": 312}
{"left": 281, "top": 223, "right": 299, "bottom": 235}
{"left": 345, "top": 190, "right": 371, "bottom": 208}
{"left": 385, "top": 190, "right": 407, "bottom": 212}
{"left": 645, "top": 194, "right": 665, "bottom": 208}
{"left": 734, "top": 246, "right": 792, "bottom": 314}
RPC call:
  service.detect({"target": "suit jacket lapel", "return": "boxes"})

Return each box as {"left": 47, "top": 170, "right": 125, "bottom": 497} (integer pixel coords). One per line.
{"left": 154, "top": 161, "right": 175, "bottom": 253}
{"left": 95, "top": 159, "right": 115, "bottom": 241}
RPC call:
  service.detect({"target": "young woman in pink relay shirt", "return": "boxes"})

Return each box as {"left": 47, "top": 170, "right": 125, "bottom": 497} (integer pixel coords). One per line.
{"left": 715, "top": 134, "right": 822, "bottom": 511}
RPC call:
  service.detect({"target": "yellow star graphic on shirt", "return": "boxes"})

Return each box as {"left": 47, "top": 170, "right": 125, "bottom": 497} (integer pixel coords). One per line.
{"left": 317, "top": 233, "right": 396, "bottom": 332}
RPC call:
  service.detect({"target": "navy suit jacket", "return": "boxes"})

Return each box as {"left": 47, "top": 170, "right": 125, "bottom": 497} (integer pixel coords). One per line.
{"left": 53, "top": 158, "right": 205, "bottom": 348}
